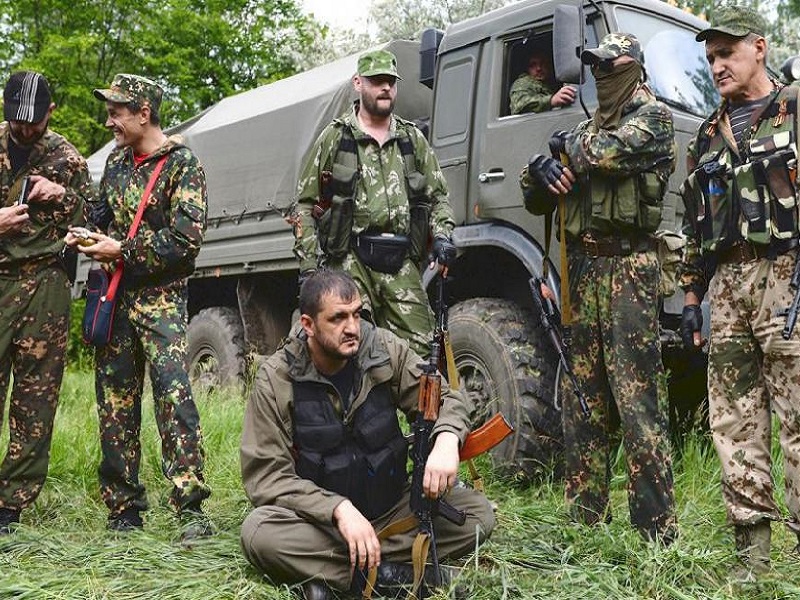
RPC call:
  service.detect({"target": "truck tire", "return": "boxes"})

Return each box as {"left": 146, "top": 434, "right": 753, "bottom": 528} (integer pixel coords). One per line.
{"left": 187, "top": 307, "right": 245, "bottom": 393}
{"left": 448, "top": 298, "right": 561, "bottom": 482}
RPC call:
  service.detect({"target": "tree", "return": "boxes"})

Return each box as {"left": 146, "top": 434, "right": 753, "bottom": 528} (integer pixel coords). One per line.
{"left": 0, "top": 0, "right": 320, "bottom": 155}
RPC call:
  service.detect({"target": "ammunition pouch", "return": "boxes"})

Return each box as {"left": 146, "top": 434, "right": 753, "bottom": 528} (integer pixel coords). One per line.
{"left": 352, "top": 232, "right": 410, "bottom": 274}
{"left": 654, "top": 230, "right": 687, "bottom": 297}
{"left": 588, "top": 170, "right": 666, "bottom": 233}
{"left": 407, "top": 170, "right": 431, "bottom": 262}
{"left": 680, "top": 158, "right": 731, "bottom": 251}
{"left": 316, "top": 164, "right": 358, "bottom": 259}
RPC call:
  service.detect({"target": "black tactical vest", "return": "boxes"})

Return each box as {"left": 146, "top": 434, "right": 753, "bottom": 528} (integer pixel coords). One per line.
{"left": 291, "top": 378, "right": 408, "bottom": 520}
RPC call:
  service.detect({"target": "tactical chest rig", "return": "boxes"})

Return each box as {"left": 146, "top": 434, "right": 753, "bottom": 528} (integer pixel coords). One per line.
{"left": 314, "top": 120, "right": 432, "bottom": 273}
{"left": 291, "top": 378, "right": 408, "bottom": 520}
{"left": 682, "top": 85, "right": 800, "bottom": 253}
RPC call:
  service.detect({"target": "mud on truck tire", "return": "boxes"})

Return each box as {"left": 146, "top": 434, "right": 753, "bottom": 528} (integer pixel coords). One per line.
{"left": 448, "top": 297, "right": 561, "bottom": 482}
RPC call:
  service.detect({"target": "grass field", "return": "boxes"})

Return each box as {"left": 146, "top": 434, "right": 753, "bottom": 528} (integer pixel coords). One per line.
{"left": 1, "top": 370, "right": 799, "bottom": 599}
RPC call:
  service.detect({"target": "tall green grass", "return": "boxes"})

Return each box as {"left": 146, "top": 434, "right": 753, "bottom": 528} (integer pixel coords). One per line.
{"left": 0, "top": 371, "right": 798, "bottom": 599}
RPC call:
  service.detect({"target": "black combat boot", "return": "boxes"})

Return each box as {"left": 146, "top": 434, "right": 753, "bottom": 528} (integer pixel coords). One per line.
{"left": 178, "top": 500, "right": 214, "bottom": 544}
{"left": 299, "top": 580, "right": 334, "bottom": 600}
{"left": 107, "top": 507, "right": 143, "bottom": 531}
{"left": 0, "top": 507, "right": 20, "bottom": 534}
{"left": 374, "top": 561, "right": 457, "bottom": 599}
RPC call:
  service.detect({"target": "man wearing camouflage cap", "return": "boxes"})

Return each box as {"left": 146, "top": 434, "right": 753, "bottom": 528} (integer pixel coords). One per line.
{"left": 0, "top": 71, "right": 91, "bottom": 533}
{"left": 679, "top": 5, "right": 800, "bottom": 579}
{"left": 292, "top": 49, "right": 456, "bottom": 358}
{"left": 509, "top": 45, "right": 576, "bottom": 115}
{"left": 520, "top": 33, "right": 677, "bottom": 543}
{"left": 66, "top": 73, "right": 211, "bottom": 539}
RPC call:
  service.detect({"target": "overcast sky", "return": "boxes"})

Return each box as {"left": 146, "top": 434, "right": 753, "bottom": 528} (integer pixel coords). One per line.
{"left": 300, "top": 0, "right": 371, "bottom": 30}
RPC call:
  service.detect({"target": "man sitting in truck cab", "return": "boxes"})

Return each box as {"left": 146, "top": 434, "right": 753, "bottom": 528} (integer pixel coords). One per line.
{"left": 509, "top": 47, "right": 576, "bottom": 115}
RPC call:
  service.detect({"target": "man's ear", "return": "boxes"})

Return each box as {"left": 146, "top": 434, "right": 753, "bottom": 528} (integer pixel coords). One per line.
{"left": 140, "top": 104, "right": 151, "bottom": 125}
{"left": 300, "top": 313, "right": 315, "bottom": 338}
{"left": 352, "top": 74, "right": 362, "bottom": 93}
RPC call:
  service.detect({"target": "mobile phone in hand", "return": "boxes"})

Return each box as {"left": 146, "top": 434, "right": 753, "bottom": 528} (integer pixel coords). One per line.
{"left": 70, "top": 227, "right": 95, "bottom": 247}
{"left": 16, "top": 177, "right": 30, "bottom": 206}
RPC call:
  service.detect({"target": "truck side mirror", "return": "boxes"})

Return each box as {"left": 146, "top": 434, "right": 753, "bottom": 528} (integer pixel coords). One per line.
{"left": 553, "top": 5, "right": 582, "bottom": 84}
{"left": 781, "top": 56, "right": 800, "bottom": 83}
{"left": 420, "top": 28, "right": 444, "bottom": 89}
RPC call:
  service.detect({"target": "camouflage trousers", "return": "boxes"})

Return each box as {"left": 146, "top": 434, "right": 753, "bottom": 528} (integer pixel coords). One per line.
{"left": 94, "top": 281, "right": 210, "bottom": 517}
{"left": 334, "top": 252, "right": 434, "bottom": 357}
{"left": 562, "top": 250, "right": 676, "bottom": 539}
{"left": 0, "top": 265, "right": 70, "bottom": 510}
{"left": 708, "top": 253, "right": 800, "bottom": 532}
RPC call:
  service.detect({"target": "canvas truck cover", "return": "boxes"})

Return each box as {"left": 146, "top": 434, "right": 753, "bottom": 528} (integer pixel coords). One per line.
{"left": 87, "top": 39, "right": 431, "bottom": 222}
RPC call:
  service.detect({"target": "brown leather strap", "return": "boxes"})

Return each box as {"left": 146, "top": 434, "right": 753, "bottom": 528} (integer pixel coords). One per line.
{"left": 558, "top": 183, "right": 572, "bottom": 325}
{"left": 411, "top": 532, "right": 431, "bottom": 600}
{"left": 362, "top": 516, "right": 421, "bottom": 599}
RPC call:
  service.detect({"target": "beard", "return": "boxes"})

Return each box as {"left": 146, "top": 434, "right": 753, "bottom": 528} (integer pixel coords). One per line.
{"left": 9, "top": 117, "right": 49, "bottom": 147}
{"left": 361, "top": 93, "right": 395, "bottom": 118}
{"left": 316, "top": 330, "right": 361, "bottom": 362}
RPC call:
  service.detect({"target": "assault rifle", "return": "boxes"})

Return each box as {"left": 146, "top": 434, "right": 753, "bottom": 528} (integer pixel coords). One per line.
{"left": 529, "top": 277, "right": 590, "bottom": 416}
{"left": 779, "top": 251, "right": 800, "bottom": 340}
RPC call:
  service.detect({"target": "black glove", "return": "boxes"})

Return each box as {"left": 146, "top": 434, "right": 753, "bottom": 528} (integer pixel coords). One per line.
{"left": 680, "top": 305, "right": 703, "bottom": 350}
{"left": 429, "top": 235, "right": 457, "bottom": 267}
{"left": 548, "top": 130, "right": 569, "bottom": 158}
{"left": 527, "top": 154, "right": 566, "bottom": 191}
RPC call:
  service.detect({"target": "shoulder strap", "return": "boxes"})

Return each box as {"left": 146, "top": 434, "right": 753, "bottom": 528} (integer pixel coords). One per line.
{"left": 106, "top": 154, "right": 169, "bottom": 301}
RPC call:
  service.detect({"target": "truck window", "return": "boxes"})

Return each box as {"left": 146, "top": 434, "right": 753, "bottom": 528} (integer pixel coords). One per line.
{"left": 504, "top": 33, "right": 554, "bottom": 117}
{"left": 432, "top": 54, "right": 475, "bottom": 146}
{"left": 614, "top": 6, "right": 719, "bottom": 117}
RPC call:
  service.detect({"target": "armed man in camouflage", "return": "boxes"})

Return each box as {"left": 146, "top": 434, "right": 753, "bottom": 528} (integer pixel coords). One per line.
{"left": 520, "top": 33, "right": 677, "bottom": 543}
{"left": 679, "top": 6, "right": 800, "bottom": 580}
{"left": 292, "top": 49, "right": 456, "bottom": 357}
{"left": 0, "top": 71, "right": 91, "bottom": 533}
{"left": 66, "top": 74, "right": 211, "bottom": 538}
{"left": 509, "top": 47, "right": 576, "bottom": 115}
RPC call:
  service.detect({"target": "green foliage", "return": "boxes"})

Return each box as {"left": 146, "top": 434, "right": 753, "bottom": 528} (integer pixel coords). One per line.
{"left": 1, "top": 373, "right": 800, "bottom": 597}
{"left": 66, "top": 298, "right": 94, "bottom": 372}
{"left": 0, "top": 0, "right": 321, "bottom": 155}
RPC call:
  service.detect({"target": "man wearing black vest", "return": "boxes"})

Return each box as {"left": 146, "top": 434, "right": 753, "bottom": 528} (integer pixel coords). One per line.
{"left": 240, "top": 270, "right": 494, "bottom": 600}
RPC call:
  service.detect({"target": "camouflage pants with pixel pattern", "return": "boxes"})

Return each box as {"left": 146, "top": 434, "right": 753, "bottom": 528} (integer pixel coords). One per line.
{"left": 0, "top": 265, "right": 70, "bottom": 510}
{"left": 561, "top": 250, "right": 676, "bottom": 539}
{"left": 94, "top": 281, "right": 210, "bottom": 517}
{"left": 335, "top": 252, "right": 435, "bottom": 358}
{"left": 708, "top": 253, "right": 800, "bottom": 533}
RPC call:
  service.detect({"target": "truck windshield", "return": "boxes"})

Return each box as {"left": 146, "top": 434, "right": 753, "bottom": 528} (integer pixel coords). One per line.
{"left": 615, "top": 7, "right": 719, "bottom": 117}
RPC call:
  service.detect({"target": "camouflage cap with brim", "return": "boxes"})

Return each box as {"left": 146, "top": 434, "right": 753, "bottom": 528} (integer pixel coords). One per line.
{"left": 581, "top": 33, "right": 644, "bottom": 65}
{"left": 357, "top": 50, "right": 402, "bottom": 80}
{"left": 696, "top": 5, "right": 767, "bottom": 42}
{"left": 93, "top": 73, "right": 163, "bottom": 111}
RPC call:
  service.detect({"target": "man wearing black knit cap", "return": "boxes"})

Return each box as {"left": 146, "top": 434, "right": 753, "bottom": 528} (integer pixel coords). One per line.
{"left": 0, "top": 71, "right": 91, "bottom": 533}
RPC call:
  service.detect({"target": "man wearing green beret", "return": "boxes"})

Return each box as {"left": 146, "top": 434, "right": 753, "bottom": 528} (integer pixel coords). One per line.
{"left": 292, "top": 49, "right": 456, "bottom": 358}
{"left": 679, "top": 4, "right": 800, "bottom": 581}
{"left": 66, "top": 73, "right": 211, "bottom": 540}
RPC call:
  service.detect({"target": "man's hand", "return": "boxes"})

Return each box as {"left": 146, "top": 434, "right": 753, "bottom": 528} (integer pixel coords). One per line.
{"left": 680, "top": 301, "right": 706, "bottom": 350}
{"left": 0, "top": 205, "right": 29, "bottom": 236}
{"left": 428, "top": 235, "right": 457, "bottom": 271}
{"left": 540, "top": 281, "right": 556, "bottom": 302}
{"left": 423, "top": 431, "right": 459, "bottom": 499}
{"left": 550, "top": 85, "right": 576, "bottom": 108}
{"left": 548, "top": 130, "right": 570, "bottom": 158}
{"left": 527, "top": 154, "right": 575, "bottom": 196}
{"left": 26, "top": 174, "right": 65, "bottom": 204}
{"left": 333, "top": 499, "right": 381, "bottom": 571}
{"left": 65, "top": 227, "right": 122, "bottom": 263}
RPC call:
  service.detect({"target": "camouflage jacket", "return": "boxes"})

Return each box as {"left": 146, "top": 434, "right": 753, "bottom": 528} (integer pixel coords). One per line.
{"left": 0, "top": 122, "right": 90, "bottom": 273}
{"left": 89, "top": 135, "right": 207, "bottom": 287}
{"left": 241, "top": 320, "right": 470, "bottom": 524}
{"left": 520, "top": 86, "right": 676, "bottom": 238}
{"left": 509, "top": 73, "right": 554, "bottom": 115}
{"left": 292, "top": 104, "right": 455, "bottom": 273}
{"left": 679, "top": 84, "right": 798, "bottom": 296}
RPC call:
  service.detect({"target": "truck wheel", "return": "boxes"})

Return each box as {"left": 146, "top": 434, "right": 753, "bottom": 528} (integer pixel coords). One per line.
{"left": 448, "top": 298, "right": 561, "bottom": 482}
{"left": 187, "top": 307, "right": 245, "bottom": 393}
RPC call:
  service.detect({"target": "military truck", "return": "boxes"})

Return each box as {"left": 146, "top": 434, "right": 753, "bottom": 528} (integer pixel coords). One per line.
{"left": 85, "top": 0, "right": 719, "bottom": 480}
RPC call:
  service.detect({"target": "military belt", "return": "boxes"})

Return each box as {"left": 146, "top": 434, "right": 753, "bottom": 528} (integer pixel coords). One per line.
{"left": 716, "top": 238, "right": 798, "bottom": 265}
{"left": 573, "top": 233, "right": 658, "bottom": 258}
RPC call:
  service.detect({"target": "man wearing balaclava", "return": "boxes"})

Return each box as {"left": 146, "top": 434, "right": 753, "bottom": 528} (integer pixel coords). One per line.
{"left": 519, "top": 33, "right": 677, "bottom": 544}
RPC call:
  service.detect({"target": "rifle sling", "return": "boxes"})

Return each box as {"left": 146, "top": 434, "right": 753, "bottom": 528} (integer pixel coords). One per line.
{"left": 557, "top": 159, "right": 572, "bottom": 326}
{"left": 362, "top": 515, "right": 426, "bottom": 600}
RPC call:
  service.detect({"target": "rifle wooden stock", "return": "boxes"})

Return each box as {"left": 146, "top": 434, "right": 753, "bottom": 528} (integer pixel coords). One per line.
{"left": 459, "top": 413, "right": 514, "bottom": 462}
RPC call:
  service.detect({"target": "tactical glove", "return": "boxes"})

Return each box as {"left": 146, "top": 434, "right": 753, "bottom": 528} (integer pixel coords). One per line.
{"left": 429, "top": 235, "right": 457, "bottom": 268}
{"left": 548, "top": 130, "right": 570, "bottom": 158}
{"left": 527, "top": 154, "right": 567, "bottom": 191}
{"left": 680, "top": 305, "right": 703, "bottom": 350}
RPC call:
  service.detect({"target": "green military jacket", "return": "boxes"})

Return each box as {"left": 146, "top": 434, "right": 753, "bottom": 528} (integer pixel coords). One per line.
{"left": 679, "top": 84, "right": 799, "bottom": 295}
{"left": 90, "top": 135, "right": 207, "bottom": 287}
{"left": 520, "top": 86, "right": 676, "bottom": 239}
{"left": 292, "top": 104, "right": 455, "bottom": 273}
{"left": 240, "top": 321, "right": 471, "bottom": 525}
{"left": 509, "top": 73, "right": 554, "bottom": 115}
{"left": 0, "top": 123, "right": 90, "bottom": 273}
